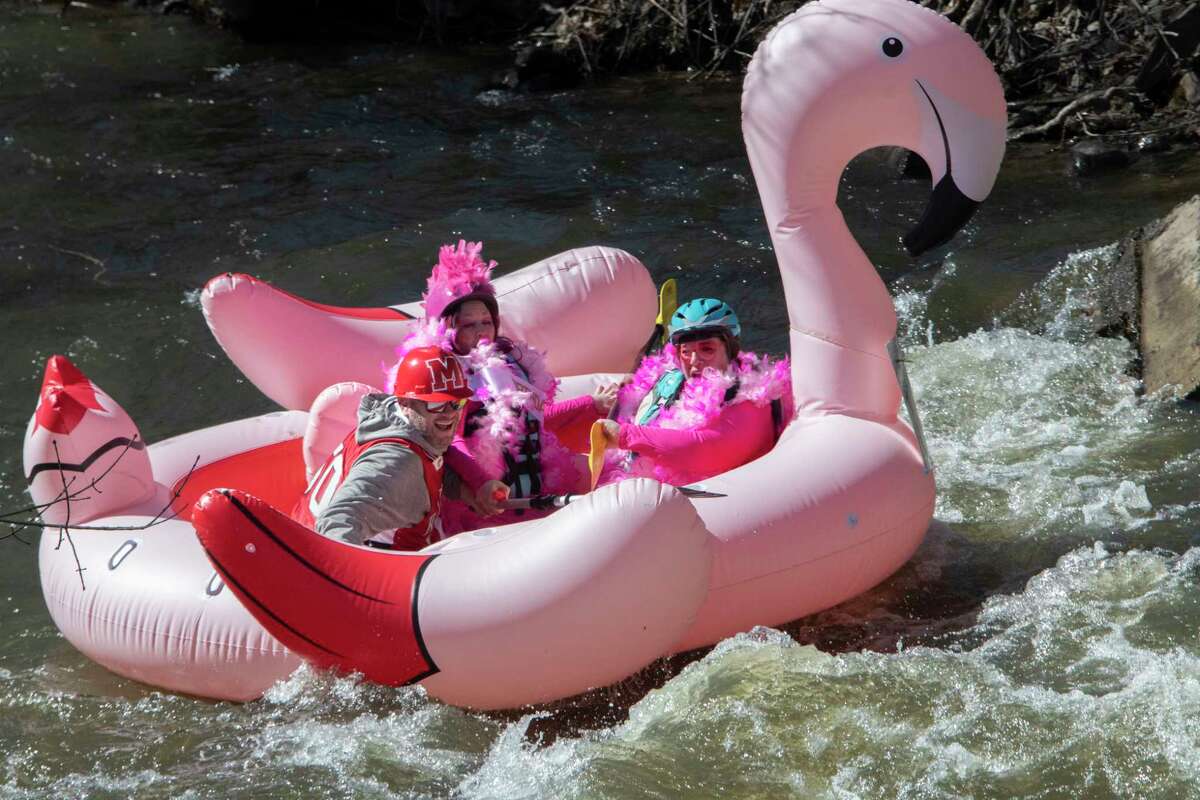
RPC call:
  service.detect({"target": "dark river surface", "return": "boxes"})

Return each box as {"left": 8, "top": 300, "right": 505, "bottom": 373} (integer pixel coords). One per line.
{"left": 2, "top": 5, "right": 1200, "bottom": 798}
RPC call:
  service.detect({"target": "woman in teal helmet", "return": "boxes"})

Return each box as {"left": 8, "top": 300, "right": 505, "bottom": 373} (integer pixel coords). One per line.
{"left": 598, "top": 297, "right": 792, "bottom": 487}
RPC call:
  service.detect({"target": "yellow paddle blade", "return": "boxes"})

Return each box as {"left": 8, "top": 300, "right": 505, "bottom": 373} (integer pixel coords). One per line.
{"left": 587, "top": 420, "right": 608, "bottom": 490}
{"left": 656, "top": 278, "right": 678, "bottom": 327}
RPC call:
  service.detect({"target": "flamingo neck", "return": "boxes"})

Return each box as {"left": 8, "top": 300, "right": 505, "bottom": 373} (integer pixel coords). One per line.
{"left": 768, "top": 203, "right": 902, "bottom": 421}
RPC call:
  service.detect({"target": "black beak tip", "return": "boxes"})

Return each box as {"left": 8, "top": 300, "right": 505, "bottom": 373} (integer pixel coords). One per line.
{"left": 903, "top": 176, "right": 982, "bottom": 258}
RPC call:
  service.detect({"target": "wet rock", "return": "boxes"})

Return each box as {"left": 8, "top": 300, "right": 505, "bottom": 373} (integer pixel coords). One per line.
{"left": 1138, "top": 196, "right": 1200, "bottom": 399}
{"left": 491, "top": 42, "right": 582, "bottom": 93}
{"left": 1136, "top": 134, "right": 1170, "bottom": 154}
{"left": 1070, "top": 138, "right": 1132, "bottom": 176}
{"left": 1075, "top": 196, "right": 1200, "bottom": 398}
{"left": 1089, "top": 236, "right": 1140, "bottom": 345}
{"left": 1179, "top": 71, "right": 1200, "bottom": 107}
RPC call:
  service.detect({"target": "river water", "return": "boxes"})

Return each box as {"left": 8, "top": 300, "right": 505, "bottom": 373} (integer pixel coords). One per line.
{"left": 2, "top": 5, "right": 1199, "bottom": 799}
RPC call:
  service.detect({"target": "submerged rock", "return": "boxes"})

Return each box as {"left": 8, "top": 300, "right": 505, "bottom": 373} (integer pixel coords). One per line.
{"left": 1135, "top": 134, "right": 1170, "bottom": 154}
{"left": 490, "top": 42, "right": 583, "bottom": 92}
{"left": 1070, "top": 138, "right": 1132, "bottom": 176}
{"left": 1138, "top": 196, "right": 1200, "bottom": 399}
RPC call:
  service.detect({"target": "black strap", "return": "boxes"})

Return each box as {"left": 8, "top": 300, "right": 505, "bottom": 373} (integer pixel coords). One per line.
{"left": 724, "top": 379, "right": 741, "bottom": 404}
{"left": 501, "top": 417, "right": 544, "bottom": 499}
{"left": 770, "top": 397, "right": 783, "bottom": 442}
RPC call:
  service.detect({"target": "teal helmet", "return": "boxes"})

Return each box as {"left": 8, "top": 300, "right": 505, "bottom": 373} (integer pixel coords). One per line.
{"left": 668, "top": 298, "right": 741, "bottom": 357}
{"left": 669, "top": 298, "right": 741, "bottom": 340}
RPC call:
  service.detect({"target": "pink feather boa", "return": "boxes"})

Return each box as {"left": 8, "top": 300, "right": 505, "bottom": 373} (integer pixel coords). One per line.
{"left": 613, "top": 344, "right": 792, "bottom": 429}
{"left": 457, "top": 337, "right": 576, "bottom": 492}
{"left": 395, "top": 319, "right": 578, "bottom": 493}
{"left": 603, "top": 344, "right": 791, "bottom": 485}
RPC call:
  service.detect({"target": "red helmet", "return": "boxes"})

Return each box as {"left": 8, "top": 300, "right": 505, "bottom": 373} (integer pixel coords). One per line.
{"left": 388, "top": 346, "right": 473, "bottom": 402}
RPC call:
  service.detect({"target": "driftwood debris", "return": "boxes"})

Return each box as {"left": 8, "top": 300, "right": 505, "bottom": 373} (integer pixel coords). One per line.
{"left": 499, "top": 0, "right": 1200, "bottom": 147}
{"left": 518, "top": 0, "right": 1200, "bottom": 143}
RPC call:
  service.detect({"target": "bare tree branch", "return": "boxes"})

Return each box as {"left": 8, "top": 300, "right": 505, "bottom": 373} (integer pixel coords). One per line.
{"left": 0, "top": 437, "right": 143, "bottom": 522}
{"left": 1009, "top": 86, "right": 1127, "bottom": 140}
{"left": 3, "top": 440, "right": 203, "bottom": 593}
{"left": 3, "top": 456, "right": 200, "bottom": 533}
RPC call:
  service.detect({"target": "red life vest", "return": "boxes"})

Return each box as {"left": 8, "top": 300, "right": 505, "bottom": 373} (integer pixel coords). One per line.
{"left": 294, "top": 428, "right": 445, "bottom": 551}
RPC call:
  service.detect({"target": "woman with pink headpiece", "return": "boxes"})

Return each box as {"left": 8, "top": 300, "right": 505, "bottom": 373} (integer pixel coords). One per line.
{"left": 407, "top": 240, "right": 618, "bottom": 532}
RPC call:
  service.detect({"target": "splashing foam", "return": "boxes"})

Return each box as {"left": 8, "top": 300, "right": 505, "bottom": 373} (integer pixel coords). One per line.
{"left": 997, "top": 243, "right": 1122, "bottom": 342}
{"left": 460, "top": 546, "right": 1200, "bottom": 797}
{"left": 905, "top": 327, "right": 1156, "bottom": 534}
{"left": 890, "top": 243, "right": 1177, "bottom": 540}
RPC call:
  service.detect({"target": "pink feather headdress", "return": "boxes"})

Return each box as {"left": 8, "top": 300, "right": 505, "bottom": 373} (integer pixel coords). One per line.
{"left": 422, "top": 240, "right": 499, "bottom": 321}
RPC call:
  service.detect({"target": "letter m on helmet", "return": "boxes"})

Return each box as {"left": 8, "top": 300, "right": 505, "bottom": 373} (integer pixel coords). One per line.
{"left": 425, "top": 356, "right": 465, "bottom": 393}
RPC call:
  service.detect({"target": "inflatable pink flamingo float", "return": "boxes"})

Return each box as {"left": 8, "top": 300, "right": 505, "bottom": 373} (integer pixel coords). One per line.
{"left": 26, "top": 0, "right": 1005, "bottom": 708}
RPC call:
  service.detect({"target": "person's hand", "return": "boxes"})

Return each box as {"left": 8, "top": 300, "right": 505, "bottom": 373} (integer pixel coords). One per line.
{"left": 474, "top": 480, "right": 509, "bottom": 516}
{"left": 592, "top": 382, "right": 620, "bottom": 415}
{"left": 599, "top": 419, "right": 621, "bottom": 447}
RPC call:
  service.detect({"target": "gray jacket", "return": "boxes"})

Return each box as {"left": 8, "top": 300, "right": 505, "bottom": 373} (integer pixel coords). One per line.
{"left": 316, "top": 393, "right": 463, "bottom": 547}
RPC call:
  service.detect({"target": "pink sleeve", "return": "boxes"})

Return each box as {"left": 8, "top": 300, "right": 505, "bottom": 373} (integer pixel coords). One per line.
{"left": 444, "top": 444, "right": 491, "bottom": 493}
{"left": 618, "top": 402, "right": 774, "bottom": 478}
{"left": 543, "top": 394, "right": 602, "bottom": 454}
{"left": 444, "top": 401, "right": 492, "bottom": 492}
{"left": 545, "top": 394, "right": 600, "bottom": 428}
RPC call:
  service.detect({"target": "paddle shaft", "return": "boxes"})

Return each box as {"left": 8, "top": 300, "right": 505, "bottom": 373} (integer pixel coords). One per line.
{"left": 608, "top": 278, "right": 678, "bottom": 420}
{"left": 500, "top": 485, "right": 725, "bottom": 510}
{"left": 500, "top": 494, "right": 577, "bottom": 511}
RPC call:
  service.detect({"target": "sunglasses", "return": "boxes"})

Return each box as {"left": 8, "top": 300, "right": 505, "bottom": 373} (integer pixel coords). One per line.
{"left": 422, "top": 398, "right": 468, "bottom": 414}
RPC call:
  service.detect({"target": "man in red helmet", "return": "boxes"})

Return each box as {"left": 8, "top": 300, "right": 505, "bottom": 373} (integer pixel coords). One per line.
{"left": 295, "top": 345, "right": 483, "bottom": 551}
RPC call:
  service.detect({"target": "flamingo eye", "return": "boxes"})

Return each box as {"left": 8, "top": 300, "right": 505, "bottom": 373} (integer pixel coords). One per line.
{"left": 882, "top": 37, "right": 904, "bottom": 58}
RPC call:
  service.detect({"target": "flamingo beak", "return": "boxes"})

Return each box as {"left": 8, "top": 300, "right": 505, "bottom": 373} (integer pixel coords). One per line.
{"left": 902, "top": 78, "right": 1006, "bottom": 257}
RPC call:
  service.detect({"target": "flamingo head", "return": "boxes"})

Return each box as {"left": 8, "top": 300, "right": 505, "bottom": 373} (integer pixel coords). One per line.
{"left": 742, "top": 0, "right": 1007, "bottom": 255}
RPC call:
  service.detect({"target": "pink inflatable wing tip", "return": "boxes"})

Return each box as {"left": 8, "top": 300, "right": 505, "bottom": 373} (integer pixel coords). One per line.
{"left": 201, "top": 271, "right": 256, "bottom": 295}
